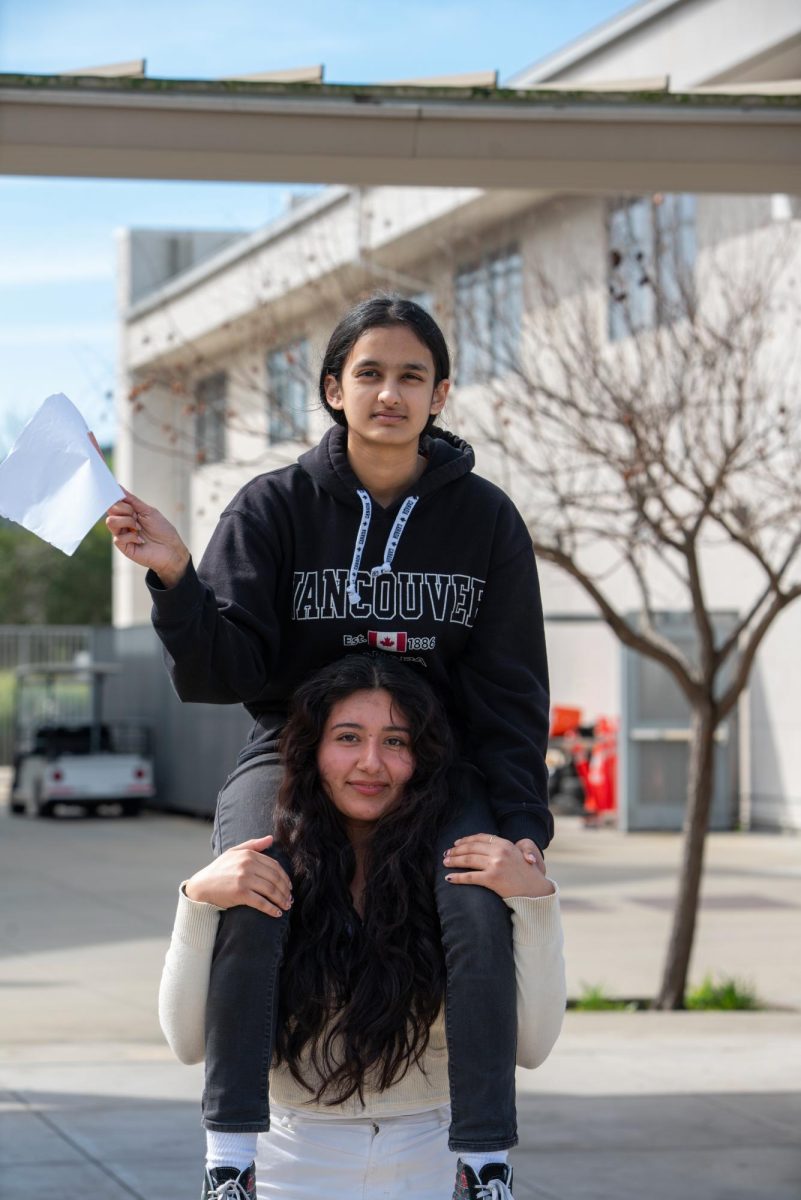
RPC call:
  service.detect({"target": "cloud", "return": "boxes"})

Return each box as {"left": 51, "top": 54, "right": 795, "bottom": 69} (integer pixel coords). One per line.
{"left": 0, "top": 321, "right": 113, "bottom": 348}
{"left": 0, "top": 251, "right": 114, "bottom": 287}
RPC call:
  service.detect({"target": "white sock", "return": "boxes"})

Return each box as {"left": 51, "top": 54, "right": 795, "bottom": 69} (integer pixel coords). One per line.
{"left": 206, "top": 1130, "right": 258, "bottom": 1172}
{"left": 460, "top": 1151, "right": 509, "bottom": 1175}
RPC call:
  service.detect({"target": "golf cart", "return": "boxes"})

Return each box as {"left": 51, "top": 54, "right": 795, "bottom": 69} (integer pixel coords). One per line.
{"left": 10, "top": 661, "right": 155, "bottom": 817}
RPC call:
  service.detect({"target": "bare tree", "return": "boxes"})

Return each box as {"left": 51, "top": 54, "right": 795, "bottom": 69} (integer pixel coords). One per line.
{"left": 466, "top": 203, "right": 801, "bottom": 1007}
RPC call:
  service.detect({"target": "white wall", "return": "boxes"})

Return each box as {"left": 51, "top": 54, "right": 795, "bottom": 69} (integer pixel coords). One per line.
{"left": 545, "top": 619, "right": 620, "bottom": 724}
{"left": 113, "top": 380, "right": 193, "bottom": 626}
{"left": 122, "top": 229, "right": 245, "bottom": 308}
{"left": 747, "top": 602, "right": 801, "bottom": 830}
{"left": 513, "top": 0, "right": 801, "bottom": 90}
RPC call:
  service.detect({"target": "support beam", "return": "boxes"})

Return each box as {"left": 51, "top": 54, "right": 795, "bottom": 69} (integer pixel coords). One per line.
{"left": 1, "top": 75, "right": 800, "bottom": 193}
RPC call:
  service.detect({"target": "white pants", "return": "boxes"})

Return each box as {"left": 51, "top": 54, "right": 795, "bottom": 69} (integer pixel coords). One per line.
{"left": 256, "top": 1104, "right": 456, "bottom": 1199}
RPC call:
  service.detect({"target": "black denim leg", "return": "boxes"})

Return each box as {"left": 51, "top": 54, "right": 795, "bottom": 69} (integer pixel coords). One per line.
{"left": 435, "top": 763, "right": 518, "bottom": 1152}
{"left": 202, "top": 752, "right": 290, "bottom": 1132}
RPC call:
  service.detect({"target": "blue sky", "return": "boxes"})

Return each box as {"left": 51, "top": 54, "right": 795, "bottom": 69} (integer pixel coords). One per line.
{"left": 0, "top": 0, "right": 632, "bottom": 447}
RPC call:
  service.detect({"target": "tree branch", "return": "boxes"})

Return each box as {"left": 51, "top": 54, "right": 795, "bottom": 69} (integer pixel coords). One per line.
{"left": 531, "top": 539, "right": 699, "bottom": 699}
{"left": 718, "top": 583, "right": 801, "bottom": 720}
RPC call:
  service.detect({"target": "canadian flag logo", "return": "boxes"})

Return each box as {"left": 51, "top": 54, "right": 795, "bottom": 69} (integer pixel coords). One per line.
{"left": 368, "top": 630, "right": 408, "bottom": 653}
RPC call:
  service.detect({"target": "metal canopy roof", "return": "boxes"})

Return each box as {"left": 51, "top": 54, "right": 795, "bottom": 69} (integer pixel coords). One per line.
{"left": 1, "top": 73, "right": 800, "bottom": 193}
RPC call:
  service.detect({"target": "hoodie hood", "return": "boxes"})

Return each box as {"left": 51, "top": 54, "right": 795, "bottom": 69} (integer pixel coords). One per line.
{"left": 297, "top": 424, "right": 476, "bottom": 605}
{"left": 297, "top": 424, "right": 475, "bottom": 509}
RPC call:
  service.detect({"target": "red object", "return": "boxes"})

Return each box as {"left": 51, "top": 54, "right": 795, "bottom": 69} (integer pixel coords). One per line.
{"left": 550, "top": 706, "right": 582, "bottom": 737}
{"left": 583, "top": 718, "right": 618, "bottom": 819}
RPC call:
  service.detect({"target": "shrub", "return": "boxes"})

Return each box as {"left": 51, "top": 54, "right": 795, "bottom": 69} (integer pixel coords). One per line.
{"left": 685, "top": 975, "right": 759, "bottom": 1011}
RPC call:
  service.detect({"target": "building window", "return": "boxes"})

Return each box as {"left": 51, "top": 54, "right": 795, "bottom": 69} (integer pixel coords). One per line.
{"left": 267, "top": 339, "right": 309, "bottom": 444}
{"left": 454, "top": 246, "right": 522, "bottom": 385}
{"left": 608, "top": 194, "right": 696, "bottom": 341}
{"left": 194, "top": 371, "right": 227, "bottom": 465}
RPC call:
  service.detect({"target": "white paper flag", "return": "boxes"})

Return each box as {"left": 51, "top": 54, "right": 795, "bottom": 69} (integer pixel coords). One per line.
{"left": 0, "top": 393, "right": 124, "bottom": 555}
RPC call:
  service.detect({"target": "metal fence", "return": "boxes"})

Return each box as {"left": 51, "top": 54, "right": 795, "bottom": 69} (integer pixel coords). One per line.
{"left": 0, "top": 623, "right": 249, "bottom": 815}
{"left": 0, "top": 626, "right": 93, "bottom": 764}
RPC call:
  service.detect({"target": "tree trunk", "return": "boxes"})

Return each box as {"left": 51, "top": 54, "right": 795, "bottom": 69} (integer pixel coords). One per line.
{"left": 654, "top": 700, "right": 718, "bottom": 1009}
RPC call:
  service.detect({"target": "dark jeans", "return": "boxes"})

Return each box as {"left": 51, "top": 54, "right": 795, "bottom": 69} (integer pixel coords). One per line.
{"left": 203, "top": 753, "right": 518, "bottom": 1151}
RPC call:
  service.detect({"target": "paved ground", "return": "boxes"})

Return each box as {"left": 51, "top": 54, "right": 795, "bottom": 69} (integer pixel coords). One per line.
{"left": 0, "top": 799, "right": 799, "bottom": 1199}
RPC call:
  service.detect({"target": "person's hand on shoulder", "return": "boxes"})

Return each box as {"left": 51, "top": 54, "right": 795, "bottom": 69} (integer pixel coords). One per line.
{"left": 184, "top": 835, "right": 293, "bottom": 918}
{"left": 105, "top": 488, "right": 191, "bottom": 586}
{"left": 443, "top": 834, "right": 555, "bottom": 898}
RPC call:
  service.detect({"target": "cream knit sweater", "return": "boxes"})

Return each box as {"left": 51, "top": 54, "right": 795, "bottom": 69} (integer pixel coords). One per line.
{"left": 159, "top": 886, "right": 566, "bottom": 1119}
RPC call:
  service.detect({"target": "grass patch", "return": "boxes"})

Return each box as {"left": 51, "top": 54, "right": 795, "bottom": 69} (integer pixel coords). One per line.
{"left": 685, "top": 974, "right": 760, "bottom": 1011}
{"left": 571, "top": 983, "right": 641, "bottom": 1012}
{"left": 0, "top": 670, "right": 14, "bottom": 722}
{"left": 569, "top": 976, "right": 762, "bottom": 1012}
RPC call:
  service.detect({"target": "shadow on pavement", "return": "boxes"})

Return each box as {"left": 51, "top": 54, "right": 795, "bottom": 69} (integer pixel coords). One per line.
{"left": 2, "top": 1087, "right": 799, "bottom": 1200}
{"left": 514, "top": 1090, "right": 801, "bottom": 1200}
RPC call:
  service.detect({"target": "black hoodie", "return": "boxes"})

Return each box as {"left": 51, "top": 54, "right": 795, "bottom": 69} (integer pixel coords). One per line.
{"left": 148, "top": 425, "right": 552, "bottom": 848}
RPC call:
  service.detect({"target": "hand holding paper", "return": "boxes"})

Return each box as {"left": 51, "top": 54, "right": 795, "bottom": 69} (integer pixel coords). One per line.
{"left": 106, "top": 491, "right": 190, "bottom": 586}
{"left": 0, "top": 394, "right": 124, "bottom": 556}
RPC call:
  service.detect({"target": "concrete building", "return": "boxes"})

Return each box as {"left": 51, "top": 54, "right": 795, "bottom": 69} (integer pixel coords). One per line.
{"left": 115, "top": 0, "right": 801, "bottom": 830}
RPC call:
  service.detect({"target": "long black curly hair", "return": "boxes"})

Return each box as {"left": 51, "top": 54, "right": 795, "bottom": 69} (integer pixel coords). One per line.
{"left": 273, "top": 653, "right": 454, "bottom": 1105}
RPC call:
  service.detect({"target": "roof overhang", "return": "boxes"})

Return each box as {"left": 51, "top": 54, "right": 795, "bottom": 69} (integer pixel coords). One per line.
{"left": 1, "top": 74, "right": 800, "bottom": 193}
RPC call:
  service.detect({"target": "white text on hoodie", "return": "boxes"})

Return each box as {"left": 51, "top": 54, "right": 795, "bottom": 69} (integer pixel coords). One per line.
{"left": 292, "top": 569, "right": 485, "bottom": 627}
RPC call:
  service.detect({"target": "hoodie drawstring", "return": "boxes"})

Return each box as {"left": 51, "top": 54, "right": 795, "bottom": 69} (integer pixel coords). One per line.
{"left": 347, "top": 489, "right": 419, "bottom": 606}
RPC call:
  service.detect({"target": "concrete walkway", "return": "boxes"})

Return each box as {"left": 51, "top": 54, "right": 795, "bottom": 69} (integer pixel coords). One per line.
{"left": 0, "top": 805, "right": 799, "bottom": 1199}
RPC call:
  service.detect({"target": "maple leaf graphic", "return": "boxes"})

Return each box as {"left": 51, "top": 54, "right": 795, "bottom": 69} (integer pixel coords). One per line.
{"left": 380, "top": 637, "right": 394, "bottom": 647}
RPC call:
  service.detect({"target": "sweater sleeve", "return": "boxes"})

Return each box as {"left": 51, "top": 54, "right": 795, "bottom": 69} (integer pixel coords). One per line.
{"left": 147, "top": 505, "right": 285, "bottom": 704}
{"left": 158, "top": 886, "right": 566, "bottom": 1074}
{"left": 158, "top": 887, "right": 221, "bottom": 1064}
{"left": 452, "top": 513, "right": 553, "bottom": 849}
{"left": 506, "top": 888, "right": 566, "bottom": 1069}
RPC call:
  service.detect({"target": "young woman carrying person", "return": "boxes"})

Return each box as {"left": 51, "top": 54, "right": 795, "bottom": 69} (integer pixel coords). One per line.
{"left": 107, "top": 296, "right": 553, "bottom": 1198}
{"left": 159, "top": 655, "right": 565, "bottom": 1200}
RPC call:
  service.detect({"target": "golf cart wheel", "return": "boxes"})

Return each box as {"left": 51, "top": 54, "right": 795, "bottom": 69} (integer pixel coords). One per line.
{"left": 120, "top": 799, "right": 142, "bottom": 818}
{"left": 10, "top": 801, "right": 25, "bottom": 815}
{"left": 34, "top": 783, "right": 55, "bottom": 818}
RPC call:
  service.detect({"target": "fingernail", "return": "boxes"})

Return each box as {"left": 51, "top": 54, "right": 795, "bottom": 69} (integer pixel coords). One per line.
{"left": 445, "top": 874, "right": 455, "bottom": 882}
